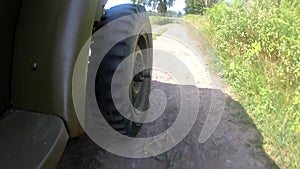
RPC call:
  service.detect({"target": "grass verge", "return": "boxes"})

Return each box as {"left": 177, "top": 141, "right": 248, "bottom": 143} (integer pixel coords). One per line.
{"left": 184, "top": 1, "right": 300, "bottom": 168}
{"left": 150, "top": 16, "right": 181, "bottom": 25}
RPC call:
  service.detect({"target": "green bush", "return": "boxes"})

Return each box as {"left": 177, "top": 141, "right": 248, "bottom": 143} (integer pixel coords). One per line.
{"left": 184, "top": 1, "right": 300, "bottom": 168}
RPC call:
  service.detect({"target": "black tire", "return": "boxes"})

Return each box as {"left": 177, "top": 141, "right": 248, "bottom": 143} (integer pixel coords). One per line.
{"left": 93, "top": 4, "right": 153, "bottom": 137}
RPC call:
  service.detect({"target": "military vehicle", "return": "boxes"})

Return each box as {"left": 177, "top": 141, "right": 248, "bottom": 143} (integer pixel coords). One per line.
{"left": 0, "top": 0, "right": 153, "bottom": 168}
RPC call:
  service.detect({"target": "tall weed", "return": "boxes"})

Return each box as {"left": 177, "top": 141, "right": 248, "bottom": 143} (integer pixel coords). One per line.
{"left": 184, "top": 0, "right": 300, "bottom": 168}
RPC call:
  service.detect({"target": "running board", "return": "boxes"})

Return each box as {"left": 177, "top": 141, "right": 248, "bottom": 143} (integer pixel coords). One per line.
{"left": 0, "top": 109, "right": 69, "bottom": 169}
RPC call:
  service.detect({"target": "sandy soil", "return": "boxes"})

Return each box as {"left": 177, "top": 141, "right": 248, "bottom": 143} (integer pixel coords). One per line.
{"left": 57, "top": 24, "right": 279, "bottom": 169}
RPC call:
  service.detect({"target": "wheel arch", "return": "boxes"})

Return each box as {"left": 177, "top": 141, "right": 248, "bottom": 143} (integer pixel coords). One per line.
{"left": 11, "top": 0, "right": 103, "bottom": 137}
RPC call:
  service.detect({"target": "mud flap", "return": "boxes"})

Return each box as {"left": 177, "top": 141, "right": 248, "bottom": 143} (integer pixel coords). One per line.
{"left": 0, "top": 109, "right": 68, "bottom": 169}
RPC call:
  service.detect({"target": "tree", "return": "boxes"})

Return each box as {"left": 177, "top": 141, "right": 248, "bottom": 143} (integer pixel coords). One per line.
{"left": 185, "top": 0, "right": 219, "bottom": 15}
{"left": 132, "top": 0, "right": 147, "bottom": 6}
{"left": 132, "top": 0, "right": 176, "bottom": 13}
{"left": 177, "top": 11, "right": 183, "bottom": 17}
{"left": 185, "top": 0, "right": 205, "bottom": 14}
{"left": 166, "top": 10, "right": 178, "bottom": 16}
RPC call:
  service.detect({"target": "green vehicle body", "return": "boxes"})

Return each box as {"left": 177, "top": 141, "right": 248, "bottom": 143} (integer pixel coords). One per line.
{"left": 0, "top": 0, "right": 113, "bottom": 168}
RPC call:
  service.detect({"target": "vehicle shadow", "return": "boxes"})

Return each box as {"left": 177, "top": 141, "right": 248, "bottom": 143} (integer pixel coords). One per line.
{"left": 57, "top": 81, "right": 279, "bottom": 169}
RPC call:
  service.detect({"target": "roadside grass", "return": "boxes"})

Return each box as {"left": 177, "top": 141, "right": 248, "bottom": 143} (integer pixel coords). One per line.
{"left": 180, "top": 21, "right": 223, "bottom": 77}
{"left": 150, "top": 16, "right": 181, "bottom": 40}
{"left": 152, "top": 24, "right": 173, "bottom": 40}
{"left": 150, "top": 16, "right": 181, "bottom": 25}
{"left": 183, "top": 1, "right": 300, "bottom": 168}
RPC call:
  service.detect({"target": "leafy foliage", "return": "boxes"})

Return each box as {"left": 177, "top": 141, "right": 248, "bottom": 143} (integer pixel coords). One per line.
{"left": 184, "top": 0, "right": 300, "bottom": 168}
{"left": 148, "top": 10, "right": 183, "bottom": 17}
{"left": 185, "top": 0, "right": 219, "bottom": 14}
{"left": 132, "top": 0, "right": 176, "bottom": 13}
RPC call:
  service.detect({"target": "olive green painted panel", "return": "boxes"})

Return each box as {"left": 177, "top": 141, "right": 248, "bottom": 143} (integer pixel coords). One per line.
{"left": 0, "top": 109, "right": 69, "bottom": 169}
{"left": 11, "top": 0, "right": 98, "bottom": 136}
{"left": 0, "top": 0, "right": 22, "bottom": 115}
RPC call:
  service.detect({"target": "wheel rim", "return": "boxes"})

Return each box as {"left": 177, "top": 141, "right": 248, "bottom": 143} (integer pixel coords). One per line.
{"left": 131, "top": 44, "right": 145, "bottom": 109}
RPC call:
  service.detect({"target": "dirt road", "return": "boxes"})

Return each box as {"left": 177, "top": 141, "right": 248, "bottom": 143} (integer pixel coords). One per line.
{"left": 57, "top": 23, "right": 279, "bottom": 169}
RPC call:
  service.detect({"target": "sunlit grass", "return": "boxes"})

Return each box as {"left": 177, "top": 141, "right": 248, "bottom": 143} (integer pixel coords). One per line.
{"left": 183, "top": 1, "right": 300, "bottom": 168}
{"left": 150, "top": 16, "right": 181, "bottom": 25}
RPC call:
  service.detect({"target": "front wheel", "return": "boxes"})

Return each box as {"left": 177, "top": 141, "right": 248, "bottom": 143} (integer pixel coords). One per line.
{"left": 93, "top": 4, "right": 153, "bottom": 136}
